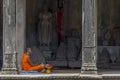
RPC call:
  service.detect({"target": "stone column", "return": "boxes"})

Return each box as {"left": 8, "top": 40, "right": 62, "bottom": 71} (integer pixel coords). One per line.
{"left": 2, "top": 0, "right": 18, "bottom": 74}
{"left": 16, "top": 0, "right": 26, "bottom": 69}
{"left": 81, "top": 0, "right": 97, "bottom": 74}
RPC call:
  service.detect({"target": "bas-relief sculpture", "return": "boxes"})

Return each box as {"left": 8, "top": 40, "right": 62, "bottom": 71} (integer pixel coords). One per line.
{"left": 37, "top": 5, "right": 58, "bottom": 61}
{"left": 38, "top": 6, "right": 53, "bottom": 48}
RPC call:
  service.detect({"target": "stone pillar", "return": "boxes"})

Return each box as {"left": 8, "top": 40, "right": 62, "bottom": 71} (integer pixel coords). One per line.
{"left": 2, "top": 0, "right": 18, "bottom": 74}
{"left": 81, "top": 0, "right": 97, "bottom": 74}
{"left": 16, "top": 0, "right": 26, "bottom": 69}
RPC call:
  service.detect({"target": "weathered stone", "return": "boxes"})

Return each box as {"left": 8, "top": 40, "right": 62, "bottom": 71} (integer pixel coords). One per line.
{"left": 47, "top": 60, "right": 68, "bottom": 67}
{"left": 68, "top": 51, "right": 82, "bottom": 68}
{"left": 56, "top": 43, "right": 66, "bottom": 60}
{"left": 38, "top": 5, "right": 53, "bottom": 47}
{"left": 67, "top": 37, "right": 81, "bottom": 60}
{"left": 2, "top": 0, "right": 17, "bottom": 74}
{"left": 26, "top": 0, "right": 57, "bottom": 48}
{"left": 81, "top": 0, "right": 97, "bottom": 74}
{"left": 16, "top": 0, "right": 26, "bottom": 67}
{"left": 0, "top": 0, "right": 3, "bottom": 69}
{"left": 98, "top": 48, "right": 110, "bottom": 69}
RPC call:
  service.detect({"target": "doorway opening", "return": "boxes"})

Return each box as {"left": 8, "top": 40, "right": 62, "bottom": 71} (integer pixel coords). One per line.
{"left": 25, "top": 0, "right": 82, "bottom": 72}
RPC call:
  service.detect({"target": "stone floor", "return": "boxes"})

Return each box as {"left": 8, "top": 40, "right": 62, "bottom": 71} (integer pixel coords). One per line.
{"left": 0, "top": 69, "right": 120, "bottom": 80}
{"left": 98, "top": 69, "right": 120, "bottom": 74}
{"left": 0, "top": 69, "right": 120, "bottom": 74}
{"left": 53, "top": 69, "right": 120, "bottom": 74}
{"left": 0, "top": 70, "right": 120, "bottom": 80}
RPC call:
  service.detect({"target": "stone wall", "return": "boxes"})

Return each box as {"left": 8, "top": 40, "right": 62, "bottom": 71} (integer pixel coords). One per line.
{"left": 25, "top": 0, "right": 120, "bottom": 47}
{"left": 64, "top": 0, "right": 82, "bottom": 35}
{"left": 26, "top": 0, "right": 82, "bottom": 47}
{"left": 98, "top": 0, "right": 120, "bottom": 46}
{"left": 26, "top": 0, "right": 58, "bottom": 47}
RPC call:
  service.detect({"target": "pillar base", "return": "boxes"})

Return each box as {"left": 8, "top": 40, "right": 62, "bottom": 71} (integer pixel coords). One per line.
{"left": 81, "top": 64, "right": 97, "bottom": 74}
{"left": 2, "top": 68, "right": 18, "bottom": 74}
{"left": 80, "top": 74, "right": 102, "bottom": 80}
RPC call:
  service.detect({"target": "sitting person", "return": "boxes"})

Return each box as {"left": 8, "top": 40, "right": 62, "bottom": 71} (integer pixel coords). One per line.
{"left": 21, "top": 48, "right": 53, "bottom": 73}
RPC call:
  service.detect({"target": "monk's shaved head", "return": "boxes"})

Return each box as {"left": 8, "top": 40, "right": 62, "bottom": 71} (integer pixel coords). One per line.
{"left": 25, "top": 48, "right": 32, "bottom": 53}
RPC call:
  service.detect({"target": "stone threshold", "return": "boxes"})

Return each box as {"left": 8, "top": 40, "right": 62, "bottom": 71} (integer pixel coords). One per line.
{"left": 0, "top": 73, "right": 120, "bottom": 80}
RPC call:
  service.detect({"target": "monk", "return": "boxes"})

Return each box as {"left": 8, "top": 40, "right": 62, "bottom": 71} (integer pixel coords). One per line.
{"left": 21, "top": 48, "right": 53, "bottom": 72}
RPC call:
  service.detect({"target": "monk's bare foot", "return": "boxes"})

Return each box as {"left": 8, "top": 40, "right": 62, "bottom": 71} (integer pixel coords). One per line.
{"left": 41, "top": 69, "right": 46, "bottom": 73}
{"left": 45, "top": 65, "right": 53, "bottom": 69}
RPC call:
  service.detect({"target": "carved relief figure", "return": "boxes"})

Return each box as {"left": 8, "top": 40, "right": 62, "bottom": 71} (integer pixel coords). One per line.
{"left": 38, "top": 6, "right": 53, "bottom": 47}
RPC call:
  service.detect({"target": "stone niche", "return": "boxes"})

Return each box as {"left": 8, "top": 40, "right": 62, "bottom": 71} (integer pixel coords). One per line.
{"left": 26, "top": 0, "right": 82, "bottom": 68}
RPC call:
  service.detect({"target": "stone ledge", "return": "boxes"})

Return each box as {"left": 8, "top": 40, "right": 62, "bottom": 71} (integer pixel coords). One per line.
{"left": 0, "top": 73, "right": 102, "bottom": 80}
{"left": 102, "top": 74, "right": 120, "bottom": 80}
{"left": 0, "top": 73, "right": 119, "bottom": 80}
{"left": 80, "top": 74, "right": 102, "bottom": 80}
{"left": 0, "top": 73, "right": 79, "bottom": 80}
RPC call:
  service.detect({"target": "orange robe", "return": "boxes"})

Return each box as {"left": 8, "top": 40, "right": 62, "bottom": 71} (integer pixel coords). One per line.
{"left": 21, "top": 53, "right": 44, "bottom": 71}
